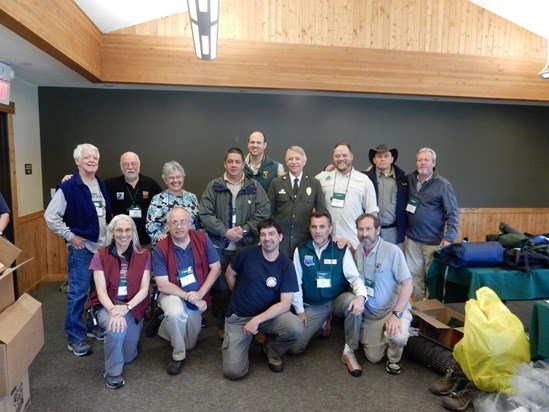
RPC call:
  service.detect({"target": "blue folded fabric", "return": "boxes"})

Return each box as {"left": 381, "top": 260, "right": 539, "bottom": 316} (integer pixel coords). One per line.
{"left": 438, "top": 241, "right": 505, "bottom": 268}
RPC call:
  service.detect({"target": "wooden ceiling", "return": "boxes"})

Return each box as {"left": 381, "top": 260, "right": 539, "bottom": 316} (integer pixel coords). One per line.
{"left": 1, "top": 0, "right": 549, "bottom": 101}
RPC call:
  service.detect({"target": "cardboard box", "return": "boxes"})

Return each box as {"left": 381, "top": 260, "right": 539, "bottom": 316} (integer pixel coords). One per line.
{"left": 0, "top": 237, "right": 34, "bottom": 312}
{"left": 0, "top": 294, "right": 44, "bottom": 396}
{"left": 0, "top": 237, "right": 22, "bottom": 276}
{"left": 0, "top": 370, "right": 30, "bottom": 412}
{"left": 412, "top": 299, "right": 465, "bottom": 349}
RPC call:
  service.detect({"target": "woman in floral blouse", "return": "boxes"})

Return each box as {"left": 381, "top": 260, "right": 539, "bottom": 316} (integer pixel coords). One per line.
{"left": 146, "top": 161, "right": 200, "bottom": 245}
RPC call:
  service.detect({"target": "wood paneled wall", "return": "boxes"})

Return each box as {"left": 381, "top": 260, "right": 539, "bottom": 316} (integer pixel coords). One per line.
{"left": 457, "top": 208, "right": 549, "bottom": 242}
{"left": 13, "top": 211, "right": 64, "bottom": 294}
{"left": 115, "top": 0, "right": 546, "bottom": 60}
{"left": 2, "top": 0, "right": 549, "bottom": 100}
{"left": 13, "top": 207, "right": 548, "bottom": 294}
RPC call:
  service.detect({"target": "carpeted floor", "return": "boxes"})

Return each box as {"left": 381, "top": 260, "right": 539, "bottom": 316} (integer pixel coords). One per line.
{"left": 26, "top": 282, "right": 535, "bottom": 412}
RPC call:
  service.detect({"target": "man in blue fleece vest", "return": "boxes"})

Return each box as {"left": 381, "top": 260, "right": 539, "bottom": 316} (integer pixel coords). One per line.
{"left": 45, "top": 143, "right": 112, "bottom": 356}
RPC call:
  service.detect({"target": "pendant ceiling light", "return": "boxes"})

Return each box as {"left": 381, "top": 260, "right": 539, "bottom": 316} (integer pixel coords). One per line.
{"left": 186, "top": 0, "right": 219, "bottom": 60}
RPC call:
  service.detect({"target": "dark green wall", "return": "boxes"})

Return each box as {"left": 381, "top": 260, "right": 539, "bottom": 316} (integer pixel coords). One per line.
{"left": 39, "top": 87, "right": 549, "bottom": 207}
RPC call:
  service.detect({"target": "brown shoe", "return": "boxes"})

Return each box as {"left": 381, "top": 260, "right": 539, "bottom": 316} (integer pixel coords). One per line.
{"left": 263, "top": 347, "right": 284, "bottom": 373}
{"left": 253, "top": 332, "right": 266, "bottom": 345}
{"left": 341, "top": 350, "right": 362, "bottom": 377}
{"left": 442, "top": 379, "right": 474, "bottom": 411}
{"left": 218, "top": 329, "right": 225, "bottom": 340}
{"left": 430, "top": 368, "right": 462, "bottom": 396}
{"left": 321, "top": 316, "right": 332, "bottom": 339}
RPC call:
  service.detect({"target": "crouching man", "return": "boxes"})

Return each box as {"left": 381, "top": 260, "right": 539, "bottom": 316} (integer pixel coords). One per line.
{"left": 290, "top": 210, "right": 367, "bottom": 377}
{"left": 222, "top": 218, "right": 303, "bottom": 379}
{"left": 355, "top": 213, "right": 413, "bottom": 375}
{"left": 152, "top": 207, "right": 221, "bottom": 375}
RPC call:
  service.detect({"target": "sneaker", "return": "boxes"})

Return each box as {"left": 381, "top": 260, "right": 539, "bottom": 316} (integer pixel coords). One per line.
{"left": 59, "top": 280, "right": 69, "bottom": 293}
{"left": 103, "top": 373, "right": 125, "bottom": 389}
{"left": 263, "top": 347, "right": 284, "bottom": 373}
{"left": 321, "top": 316, "right": 332, "bottom": 339}
{"left": 87, "top": 326, "right": 106, "bottom": 341}
{"left": 67, "top": 341, "right": 92, "bottom": 356}
{"left": 342, "top": 350, "right": 362, "bottom": 377}
{"left": 442, "top": 380, "right": 475, "bottom": 411}
{"left": 430, "top": 368, "right": 460, "bottom": 396}
{"left": 385, "top": 360, "right": 402, "bottom": 375}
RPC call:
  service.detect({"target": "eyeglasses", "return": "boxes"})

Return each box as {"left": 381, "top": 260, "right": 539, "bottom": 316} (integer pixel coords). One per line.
{"left": 114, "top": 228, "right": 134, "bottom": 235}
{"left": 168, "top": 219, "right": 191, "bottom": 227}
{"left": 122, "top": 162, "right": 139, "bottom": 168}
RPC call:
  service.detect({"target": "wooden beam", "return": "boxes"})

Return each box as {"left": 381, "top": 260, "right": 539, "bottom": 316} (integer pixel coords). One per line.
{"left": 101, "top": 36, "right": 549, "bottom": 101}
{"left": 0, "top": 0, "right": 102, "bottom": 82}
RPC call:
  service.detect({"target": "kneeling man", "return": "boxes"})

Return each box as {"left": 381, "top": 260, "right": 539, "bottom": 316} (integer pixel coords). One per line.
{"left": 290, "top": 210, "right": 367, "bottom": 377}
{"left": 355, "top": 213, "right": 413, "bottom": 375}
{"left": 152, "top": 207, "right": 221, "bottom": 375}
{"left": 223, "top": 218, "right": 303, "bottom": 379}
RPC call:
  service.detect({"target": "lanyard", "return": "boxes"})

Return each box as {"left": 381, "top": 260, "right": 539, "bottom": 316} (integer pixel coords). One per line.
{"left": 361, "top": 240, "right": 380, "bottom": 283}
{"left": 332, "top": 169, "right": 353, "bottom": 195}
{"left": 126, "top": 184, "right": 140, "bottom": 206}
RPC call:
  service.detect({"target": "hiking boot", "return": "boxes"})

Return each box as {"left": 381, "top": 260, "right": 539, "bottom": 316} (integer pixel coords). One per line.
{"left": 342, "top": 349, "right": 362, "bottom": 377}
{"left": 263, "top": 347, "right": 284, "bottom": 373}
{"left": 67, "top": 341, "right": 92, "bottom": 356}
{"left": 442, "top": 380, "right": 475, "bottom": 411}
{"left": 87, "top": 326, "right": 106, "bottom": 341}
{"left": 430, "top": 368, "right": 460, "bottom": 395}
{"left": 385, "top": 360, "right": 402, "bottom": 375}
{"left": 104, "top": 373, "right": 125, "bottom": 389}
{"left": 321, "top": 316, "right": 332, "bottom": 339}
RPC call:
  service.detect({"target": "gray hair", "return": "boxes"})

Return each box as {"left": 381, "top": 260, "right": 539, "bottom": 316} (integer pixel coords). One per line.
{"left": 286, "top": 146, "right": 307, "bottom": 162}
{"left": 106, "top": 214, "right": 141, "bottom": 251}
{"left": 162, "top": 161, "right": 186, "bottom": 179}
{"left": 417, "top": 147, "right": 436, "bottom": 162}
{"left": 73, "top": 143, "right": 99, "bottom": 160}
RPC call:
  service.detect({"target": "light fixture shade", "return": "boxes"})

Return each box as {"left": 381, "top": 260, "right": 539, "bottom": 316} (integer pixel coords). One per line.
{"left": 186, "top": 0, "right": 220, "bottom": 61}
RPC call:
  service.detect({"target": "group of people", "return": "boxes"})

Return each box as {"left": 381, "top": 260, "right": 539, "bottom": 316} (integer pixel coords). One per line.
{"left": 44, "top": 130, "right": 459, "bottom": 389}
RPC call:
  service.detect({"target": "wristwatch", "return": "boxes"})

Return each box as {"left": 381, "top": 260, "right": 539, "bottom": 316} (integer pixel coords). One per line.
{"left": 126, "top": 303, "right": 133, "bottom": 311}
{"left": 392, "top": 310, "right": 403, "bottom": 319}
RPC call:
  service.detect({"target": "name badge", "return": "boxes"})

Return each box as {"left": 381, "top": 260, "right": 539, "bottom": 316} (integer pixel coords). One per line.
{"left": 406, "top": 197, "right": 419, "bottom": 214}
{"left": 331, "top": 192, "right": 345, "bottom": 208}
{"left": 178, "top": 266, "right": 198, "bottom": 288}
{"left": 117, "top": 276, "right": 128, "bottom": 297}
{"left": 316, "top": 271, "right": 331, "bottom": 288}
{"left": 128, "top": 205, "right": 142, "bottom": 218}
{"left": 93, "top": 200, "right": 104, "bottom": 217}
{"left": 323, "top": 259, "right": 337, "bottom": 265}
{"left": 364, "top": 278, "right": 375, "bottom": 298}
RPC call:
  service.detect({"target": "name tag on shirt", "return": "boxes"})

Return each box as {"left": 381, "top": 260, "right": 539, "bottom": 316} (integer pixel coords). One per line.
{"left": 323, "top": 259, "right": 337, "bottom": 265}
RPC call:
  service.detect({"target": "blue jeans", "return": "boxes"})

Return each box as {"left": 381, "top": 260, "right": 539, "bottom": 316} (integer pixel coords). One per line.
{"left": 97, "top": 308, "right": 143, "bottom": 377}
{"left": 65, "top": 247, "right": 94, "bottom": 343}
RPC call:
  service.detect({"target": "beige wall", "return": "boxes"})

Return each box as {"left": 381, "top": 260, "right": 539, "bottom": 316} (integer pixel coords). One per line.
{"left": 11, "top": 78, "right": 43, "bottom": 215}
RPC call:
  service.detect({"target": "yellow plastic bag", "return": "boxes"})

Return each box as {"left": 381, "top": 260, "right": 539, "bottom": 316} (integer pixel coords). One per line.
{"left": 453, "top": 287, "right": 530, "bottom": 393}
